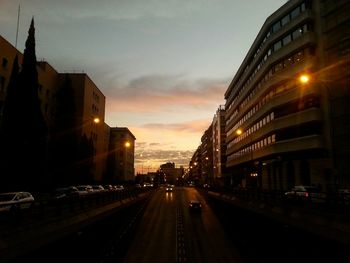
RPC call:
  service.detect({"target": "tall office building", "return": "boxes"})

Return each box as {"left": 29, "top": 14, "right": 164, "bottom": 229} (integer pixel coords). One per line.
{"left": 212, "top": 105, "right": 226, "bottom": 185}
{"left": 225, "top": 0, "right": 350, "bottom": 191}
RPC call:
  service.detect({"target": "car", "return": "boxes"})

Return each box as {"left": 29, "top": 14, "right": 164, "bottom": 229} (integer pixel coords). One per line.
{"left": 91, "top": 185, "right": 105, "bottom": 192}
{"left": 189, "top": 200, "right": 202, "bottom": 212}
{"left": 76, "top": 185, "right": 93, "bottom": 195}
{"left": 165, "top": 185, "right": 173, "bottom": 192}
{"left": 0, "top": 191, "right": 35, "bottom": 213}
{"left": 285, "top": 185, "right": 326, "bottom": 203}
{"left": 52, "top": 186, "right": 80, "bottom": 200}
{"left": 114, "top": 185, "right": 125, "bottom": 191}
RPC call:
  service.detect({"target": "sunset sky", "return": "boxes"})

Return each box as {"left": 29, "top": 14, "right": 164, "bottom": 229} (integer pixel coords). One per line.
{"left": 0, "top": 0, "right": 287, "bottom": 173}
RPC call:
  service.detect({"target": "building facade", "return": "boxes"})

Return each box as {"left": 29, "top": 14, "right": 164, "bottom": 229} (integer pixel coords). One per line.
{"left": 0, "top": 34, "right": 117, "bottom": 186}
{"left": 212, "top": 105, "right": 226, "bottom": 185}
{"left": 200, "top": 125, "right": 213, "bottom": 185}
{"left": 224, "top": 0, "right": 350, "bottom": 191}
{"left": 64, "top": 73, "right": 106, "bottom": 182}
{"left": 159, "top": 162, "right": 184, "bottom": 185}
{"left": 107, "top": 127, "right": 136, "bottom": 183}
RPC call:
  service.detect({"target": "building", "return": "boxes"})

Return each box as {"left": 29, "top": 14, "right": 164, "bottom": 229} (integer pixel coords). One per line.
{"left": 0, "top": 36, "right": 23, "bottom": 119}
{"left": 64, "top": 73, "right": 106, "bottom": 182}
{"left": 107, "top": 127, "right": 136, "bottom": 183}
{"left": 188, "top": 146, "right": 202, "bottom": 185}
{"left": 0, "top": 34, "right": 109, "bottom": 186}
{"left": 224, "top": 0, "right": 350, "bottom": 191}
{"left": 159, "top": 162, "right": 184, "bottom": 185}
{"left": 212, "top": 105, "right": 226, "bottom": 186}
{"left": 200, "top": 125, "right": 213, "bottom": 185}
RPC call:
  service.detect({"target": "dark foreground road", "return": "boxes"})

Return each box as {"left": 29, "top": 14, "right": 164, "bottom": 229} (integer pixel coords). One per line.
{"left": 123, "top": 186, "right": 243, "bottom": 263}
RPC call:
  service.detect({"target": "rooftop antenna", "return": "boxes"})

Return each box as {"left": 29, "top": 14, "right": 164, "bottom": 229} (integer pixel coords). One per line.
{"left": 15, "top": 4, "right": 20, "bottom": 48}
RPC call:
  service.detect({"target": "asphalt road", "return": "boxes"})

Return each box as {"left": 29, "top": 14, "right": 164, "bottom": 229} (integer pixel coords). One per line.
{"left": 123, "top": 186, "right": 244, "bottom": 263}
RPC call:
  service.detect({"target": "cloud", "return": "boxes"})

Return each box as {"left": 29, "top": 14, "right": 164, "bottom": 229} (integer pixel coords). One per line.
{"left": 10, "top": 0, "right": 215, "bottom": 23}
{"left": 134, "top": 148, "right": 194, "bottom": 172}
{"left": 104, "top": 74, "right": 227, "bottom": 113}
{"left": 140, "top": 119, "right": 210, "bottom": 133}
{"left": 129, "top": 118, "right": 210, "bottom": 172}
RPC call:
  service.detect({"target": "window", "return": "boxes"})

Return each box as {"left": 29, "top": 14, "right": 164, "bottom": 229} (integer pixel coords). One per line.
{"left": 272, "top": 21, "right": 281, "bottom": 33}
{"left": 294, "top": 51, "right": 304, "bottom": 62}
{"left": 2, "top": 58, "right": 8, "bottom": 68}
{"left": 274, "top": 41, "right": 282, "bottom": 52}
{"left": 291, "top": 7, "right": 300, "bottom": 19}
{"left": 284, "top": 57, "right": 294, "bottom": 68}
{"left": 281, "top": 15, "right": 290, "bottom": 26}
{"left": 283, "top": 34, "right": 292, "bottom": 46}
{"left": 292, "top": 28, "right": 302, "bottom": 40}
{"left": 275, "top": 62, "right": 283, "bottom": 72}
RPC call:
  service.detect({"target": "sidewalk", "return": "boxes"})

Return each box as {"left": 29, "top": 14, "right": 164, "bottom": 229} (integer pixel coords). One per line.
{"left": 207, "top": 190, "right": 350, "bottom": 247}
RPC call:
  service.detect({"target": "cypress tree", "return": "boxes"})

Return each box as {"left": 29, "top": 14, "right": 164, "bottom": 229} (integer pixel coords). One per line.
{"left": 0, "top": 18, "right": 48, "bottom": 192}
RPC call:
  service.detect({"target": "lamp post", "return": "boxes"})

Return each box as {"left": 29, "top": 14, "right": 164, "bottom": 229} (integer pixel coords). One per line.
{"left": 298, "top": 73, "right": 337, "bottom": 189}
{"left": 236, "top": 128, "right": 256, "bottom": 188}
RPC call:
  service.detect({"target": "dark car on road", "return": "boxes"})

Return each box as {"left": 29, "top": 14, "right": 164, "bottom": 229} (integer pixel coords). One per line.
{"left": 189, "top": 200, "right": 202, "bottom": 213}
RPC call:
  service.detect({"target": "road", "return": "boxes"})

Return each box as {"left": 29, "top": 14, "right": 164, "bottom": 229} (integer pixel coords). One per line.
{"left": 123, "top": 186, "right": 244, "bottom": 263}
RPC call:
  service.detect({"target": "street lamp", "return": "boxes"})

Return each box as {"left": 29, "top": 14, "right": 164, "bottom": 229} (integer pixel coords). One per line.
{"left": 298, "top": 72, "right": 337, "bottom": 189}
{"left": 93, "top": 117, "right": 100, "bottom": 124}
{"left": 236, "top": 128, "right": 256, "bottom": 188}
{"left": 299, "top": 74, "right": 310, "bottom": 84}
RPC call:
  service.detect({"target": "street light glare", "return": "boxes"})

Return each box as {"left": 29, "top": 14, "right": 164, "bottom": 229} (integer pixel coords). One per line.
{"left": 299, "top": 74, "right": 310, "bottom": 84}
{"left": 125, "top": 141, "right": 131, "bottom": 148}
{"left": 93, "top": 117, "right": 100, "bottom": 124}
{"left": 236, "top": 129, "right": 243, "bottom": 135}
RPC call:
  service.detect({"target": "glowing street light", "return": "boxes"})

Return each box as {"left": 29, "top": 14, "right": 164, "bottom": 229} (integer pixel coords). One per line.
{"left": 299, "top": 74, "right": 310, "bottom": 84}
{"left": 93, "top": 117, "right": 100, "bottom": 124}
{"left": 125, "top": 141, "right": 131, "bottom": 148}
{"left": 236, "top": 129, "right": 243, "bottom": 135}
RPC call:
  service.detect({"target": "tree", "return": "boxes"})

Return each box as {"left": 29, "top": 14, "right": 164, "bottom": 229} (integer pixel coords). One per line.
{"left": 0, "top": 18, "right": 48, "bottom": 192}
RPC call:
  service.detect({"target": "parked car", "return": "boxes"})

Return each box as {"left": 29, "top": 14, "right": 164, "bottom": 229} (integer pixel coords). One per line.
{"left": 76, "top": 185, "right": 93, "bottom": 195}
{"left": 91, "top": 185, "right": 105, "bottom": 192}
{"left": 285, "top": 185, "right": 326, "bottom": 203}
{"left": 189, "top": 200, "right": 202, "bottom": 213}
{"left": 52, "top": 186, "right": 79, "bottom": 200}
{"left": 0, "top": 191, "right": 35, "bottom": 213}
{"left": 114, "top": 185, "right": 124, "bottom": 191}
{"left": 104, "top": 185, "right": 114, "bottom": 191}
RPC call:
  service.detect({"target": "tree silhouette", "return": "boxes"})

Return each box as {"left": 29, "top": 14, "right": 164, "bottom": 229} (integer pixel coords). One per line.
{"left": 0, "top": 18, "right": 48, "bottom": 192}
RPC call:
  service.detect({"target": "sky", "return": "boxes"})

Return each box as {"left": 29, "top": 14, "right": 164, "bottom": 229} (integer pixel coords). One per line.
{"left": 0, "top": 0, "right": 287, "bottom": 173}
